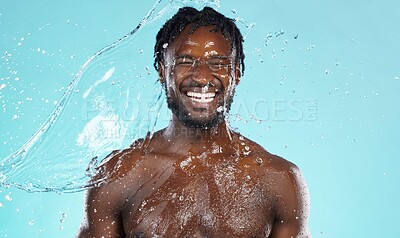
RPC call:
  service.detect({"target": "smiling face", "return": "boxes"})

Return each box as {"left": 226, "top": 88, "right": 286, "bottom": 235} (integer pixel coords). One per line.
{"left": 160, "top": 25, "right": 240, "bottom": 129}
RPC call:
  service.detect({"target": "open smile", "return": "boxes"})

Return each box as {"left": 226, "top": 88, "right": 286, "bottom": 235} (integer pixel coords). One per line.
{"left": 186, "top": 91, "right": 216, "bottom": 103}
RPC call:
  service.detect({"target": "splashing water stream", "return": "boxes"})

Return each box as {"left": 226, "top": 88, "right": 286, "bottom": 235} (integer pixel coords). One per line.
{"left": 0, "top": 0, "right": 255, "bottom": 193}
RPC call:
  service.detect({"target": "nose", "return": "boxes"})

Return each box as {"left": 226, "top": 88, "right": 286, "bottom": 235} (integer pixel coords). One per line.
{"left": 190, "top": 63, "right": 214, "bottom": 86}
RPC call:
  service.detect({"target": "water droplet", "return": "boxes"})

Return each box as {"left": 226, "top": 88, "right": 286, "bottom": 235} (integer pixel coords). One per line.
{"left": 395, "top": 76, "right": 399, "bottom": 80}
{"left": 0, "top": 203, "right": 3, "bottom": 208}
{"left": 179, "top": 195, "right": 184, "bottom": 201}
{"left": 325, "top": 69, "right": 330, "bottom": 74}
{"left": 235, "top": 114, "right": 242, "bottom": 122}
{"left": 255, "top": 157, "right": 263, "bottom": 164}
{"left": 60, "top": 212, "right": 67, "bottom": 224}
{"left": 275, "top": 30, "right": 284, "bottom": 37}
{"left": 5, "top": 194, "right": 12, "bottom": 201}
{"left": 231, "top": 9, "right": 237, "bottom": 14}
{"left": 28, "top": 220, "right": 35, "bottom": 226}
{"left": 180, "top": 156, "right": 192, "bottom": 170}
{"left": 162, "top": 43, "right": 168, "bottom": 49}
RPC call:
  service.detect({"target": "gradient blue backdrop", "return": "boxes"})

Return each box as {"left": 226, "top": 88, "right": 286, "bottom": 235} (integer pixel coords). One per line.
{"left": 1, "top": 0, "right": 399, "bottom": 237}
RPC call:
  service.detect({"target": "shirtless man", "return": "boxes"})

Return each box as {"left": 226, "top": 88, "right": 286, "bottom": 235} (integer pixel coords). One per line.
{"left": 77, "top": 7, "right": 310, "bottom": 238}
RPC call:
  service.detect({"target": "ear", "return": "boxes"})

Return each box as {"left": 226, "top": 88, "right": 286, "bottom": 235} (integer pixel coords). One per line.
{"left": 158, "top": 62, "right": 166, "bottom": 85}
{"left": 234, "top": 63, "right": 241, "bottom": 85}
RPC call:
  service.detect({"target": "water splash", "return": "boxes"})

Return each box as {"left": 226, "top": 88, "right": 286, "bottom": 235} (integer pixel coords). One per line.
{"left": 0, "top": 0, "right": 227, "bottom": 193}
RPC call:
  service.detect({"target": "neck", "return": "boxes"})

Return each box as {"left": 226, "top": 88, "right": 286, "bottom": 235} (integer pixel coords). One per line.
{"left": 163, "top": 115, "right": 232, "bottom": 145}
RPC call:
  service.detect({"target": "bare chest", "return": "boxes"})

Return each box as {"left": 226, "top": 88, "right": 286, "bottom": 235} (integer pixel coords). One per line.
{"left": 121, "top": 158, "right": 275, "bottom": 237}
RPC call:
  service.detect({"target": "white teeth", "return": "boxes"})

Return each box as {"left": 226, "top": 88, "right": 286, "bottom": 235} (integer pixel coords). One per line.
{"left": 190, "top": 97, "right": 214, "bottom": 103}
{"left": 186, "top": 91, "right": 216, "bottom": 103}
{"left": 187, "top": 91, "right": 215, "bottom": 98}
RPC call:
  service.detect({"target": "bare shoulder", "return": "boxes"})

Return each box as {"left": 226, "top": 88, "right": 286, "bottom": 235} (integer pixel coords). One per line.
{"left": 238, "top": 133, "right": 308, "bottom": 199}
{"left": 93, "top": 138, "right": 147, "bottom": 182}
{"left": 84, "top": 138, "right": 148, "bottom": 208}
{"left": 77, "top": 139, "right": 148, "bottom": 237}
{"left": 234, "top": 133, "right": 297, "bottom": 172}
{"left": 236, "top": 133, "right": 311, "bottom": 237}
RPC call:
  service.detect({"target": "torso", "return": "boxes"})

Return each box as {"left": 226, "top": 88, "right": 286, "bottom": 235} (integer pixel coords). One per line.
{"left": 101, "top": 133, "right": 289, "bottom": 238}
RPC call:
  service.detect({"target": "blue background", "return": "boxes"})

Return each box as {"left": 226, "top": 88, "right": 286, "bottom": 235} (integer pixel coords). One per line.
{"left": 1, "top": 0, "right": 399, "bottom": 237}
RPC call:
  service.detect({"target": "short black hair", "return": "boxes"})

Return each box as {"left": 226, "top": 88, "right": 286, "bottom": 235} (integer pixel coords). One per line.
{"left": 154, "top": 6, "right": 245, "bottom": 74}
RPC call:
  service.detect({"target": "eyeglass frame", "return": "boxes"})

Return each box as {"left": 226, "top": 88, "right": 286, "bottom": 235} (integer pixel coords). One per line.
{"left": 171, "top": 54, "right": 233, "bottom": 75}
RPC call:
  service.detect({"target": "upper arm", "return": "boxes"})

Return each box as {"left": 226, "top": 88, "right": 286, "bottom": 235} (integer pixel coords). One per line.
{"left": 77, "top": 147, "right": 143, "bottom": 238}
{"left": 76, "top": 185, "right": 125, "bottom": 238}
{"left": 270, "top": 164, "right": 311, "bottom": 238}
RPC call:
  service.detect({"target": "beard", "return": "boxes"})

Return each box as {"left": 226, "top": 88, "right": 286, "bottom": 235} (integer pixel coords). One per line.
{"left": 165, "top": 86, "right": 235, "bottom": 129}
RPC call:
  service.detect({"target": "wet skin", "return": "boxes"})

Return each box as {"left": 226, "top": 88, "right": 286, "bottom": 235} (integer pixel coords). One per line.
{"left": 77, "top": 26, "right": 310, "bottom": 238}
